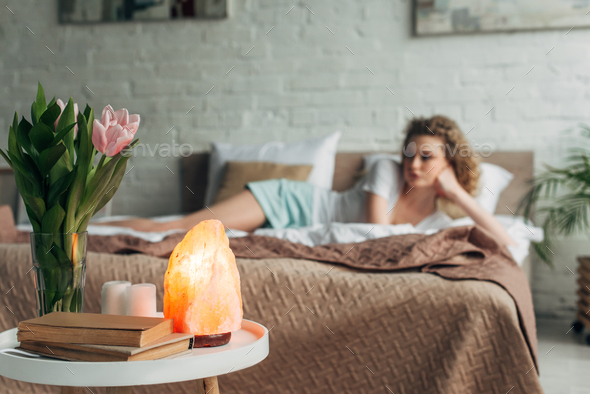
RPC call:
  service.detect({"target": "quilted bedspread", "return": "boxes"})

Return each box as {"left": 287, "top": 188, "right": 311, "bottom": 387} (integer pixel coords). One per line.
{"left": 0, "top": 239, "right": 543, "bottom": 393}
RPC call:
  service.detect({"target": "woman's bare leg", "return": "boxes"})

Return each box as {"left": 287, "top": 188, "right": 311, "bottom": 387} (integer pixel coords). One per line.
{"left": 99, "top": 190, "right": 267, "bottom": 232}
{"left": 166, "top": 190, "right": 266, "bottom": 232}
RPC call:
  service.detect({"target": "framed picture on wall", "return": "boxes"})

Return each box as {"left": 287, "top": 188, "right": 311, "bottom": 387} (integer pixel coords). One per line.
{"left": 59, "top": 0, "right": 227, "bottom": 24}
{"left": 414, "top": 0, "right": 590, "bottom": 36}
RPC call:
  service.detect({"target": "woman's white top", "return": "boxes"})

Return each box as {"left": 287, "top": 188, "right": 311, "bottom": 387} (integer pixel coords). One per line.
{"left": 312, "top": 158, "right": 454, "bottom": 231}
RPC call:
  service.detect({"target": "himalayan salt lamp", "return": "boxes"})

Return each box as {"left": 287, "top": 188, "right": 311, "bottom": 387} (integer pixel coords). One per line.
{"left": 164, "top": 220, "right": 242, "bottom": 347}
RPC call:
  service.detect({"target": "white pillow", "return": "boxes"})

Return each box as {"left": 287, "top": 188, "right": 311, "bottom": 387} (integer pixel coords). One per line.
{"left": 362, "top": 154, "right": 513, "bottom": 214}
{"left": 477, "top": 162, "right": 514, "bottom": 213}
{"left": 204, "top": 131, "right": 342, "bottom": 206}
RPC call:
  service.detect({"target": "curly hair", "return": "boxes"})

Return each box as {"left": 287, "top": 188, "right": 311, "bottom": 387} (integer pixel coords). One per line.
{"left": 402, "top": 115, "right": 480, "bottom": 196}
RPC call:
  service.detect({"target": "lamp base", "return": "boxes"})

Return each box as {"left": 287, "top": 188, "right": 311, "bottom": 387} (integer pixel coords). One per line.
{"left": 193, "top": 332, "right": 231, "bottom": 347}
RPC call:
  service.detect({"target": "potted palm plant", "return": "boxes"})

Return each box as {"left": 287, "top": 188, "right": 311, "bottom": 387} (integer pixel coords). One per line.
{"left": 519, "top": 126, "right": 590, "bottom": 341}
{"left": 519, "top": 126, "right": 590, "bottom": 265}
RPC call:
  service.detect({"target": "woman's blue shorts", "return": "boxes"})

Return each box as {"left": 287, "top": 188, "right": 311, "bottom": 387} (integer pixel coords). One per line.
{"left": 246, "top": 178, "right": 314, "bottom": 229}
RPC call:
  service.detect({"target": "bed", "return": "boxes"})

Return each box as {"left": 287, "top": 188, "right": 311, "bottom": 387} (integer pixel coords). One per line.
{"left": 182, "top": 151, "right": 537, "bottom": 281}
{"left": 0, "top": 151, "right": 544, "bottom": 393}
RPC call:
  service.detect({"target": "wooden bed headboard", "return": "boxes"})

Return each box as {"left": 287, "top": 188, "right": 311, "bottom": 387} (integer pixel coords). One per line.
{"left": 182, "top": 151, "right": 534, "bottom": 215}
{"left": 0, "top": 153, "right": 533, "bottom": 217}
{"left": 0, "top": 168, "right": 18, "bottom": 216}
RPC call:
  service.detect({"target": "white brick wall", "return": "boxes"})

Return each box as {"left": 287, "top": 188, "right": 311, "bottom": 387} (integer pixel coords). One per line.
{"left": 2, "top": 0, "right": 590, "bottom": 320}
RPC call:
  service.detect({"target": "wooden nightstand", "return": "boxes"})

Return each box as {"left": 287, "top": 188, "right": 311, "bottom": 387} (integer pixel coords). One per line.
{"left": 572, "top": 257, "right": 590, "bottom": 345}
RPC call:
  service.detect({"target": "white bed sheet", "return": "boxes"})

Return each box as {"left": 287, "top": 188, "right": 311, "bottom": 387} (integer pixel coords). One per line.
{"left": 229, "top": 215, "right": 542, "bottom": 266}
{"left": 16, "top": 215, "right": 187, "bottom": 244}
{"left": 16, "top": 215, "right": 541, "bottom": 266}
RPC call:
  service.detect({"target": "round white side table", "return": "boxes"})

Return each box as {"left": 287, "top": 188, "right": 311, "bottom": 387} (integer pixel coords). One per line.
{"left": 0, "top": 319, "right": 269, "bottom": 394}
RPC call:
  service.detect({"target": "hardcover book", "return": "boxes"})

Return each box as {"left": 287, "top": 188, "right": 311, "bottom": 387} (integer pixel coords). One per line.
{"left": 19, "top": 333, "right": 193, "bottom": 362}
{"left": 17, "top": 312, "right": 174, "bottom": 347}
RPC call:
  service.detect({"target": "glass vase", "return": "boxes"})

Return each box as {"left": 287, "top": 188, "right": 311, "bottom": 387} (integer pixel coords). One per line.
{"left": 30, "top": 232, "right": 87, "bottom": 317}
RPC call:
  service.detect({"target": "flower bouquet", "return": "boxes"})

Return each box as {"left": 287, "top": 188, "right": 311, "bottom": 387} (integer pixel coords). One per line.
{"left": 0, "top": 83, "right": 140, "bottom": 315}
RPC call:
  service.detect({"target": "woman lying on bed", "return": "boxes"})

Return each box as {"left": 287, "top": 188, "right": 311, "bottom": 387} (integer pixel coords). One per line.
{"left": 109, "top": 115, "right": 515, "bottom": 246}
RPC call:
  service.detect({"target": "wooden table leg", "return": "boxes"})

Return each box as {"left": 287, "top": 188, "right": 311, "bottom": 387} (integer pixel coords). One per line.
{"left": 195, "top": 376, "right": 219, "bottom": 394}
{"left": 62, "top": 380, "right": 213, "bottom": 394}
{"left": 60, "top": 388, "right": 83, "bottom": 394}
{"left": 204, "top": 376, "right": 219, "bottom": 394}
{"left": 106, "top": 387, "right": 132, "bottom": 394}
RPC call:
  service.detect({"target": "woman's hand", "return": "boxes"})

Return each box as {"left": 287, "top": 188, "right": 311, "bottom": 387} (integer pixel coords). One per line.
{"left": 437, "top": 166, "right": 516, "bottom": 247}
{"left": 435, "top": 166, "right": 463, "bottom": 201}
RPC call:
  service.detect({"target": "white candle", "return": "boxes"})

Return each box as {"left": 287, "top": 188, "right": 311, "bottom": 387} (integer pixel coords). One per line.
{"left": 101, "top": 281, "right": 131, "bottom": 315}
{"left": 126, "top": 283, "right": 157, "bottom": 317}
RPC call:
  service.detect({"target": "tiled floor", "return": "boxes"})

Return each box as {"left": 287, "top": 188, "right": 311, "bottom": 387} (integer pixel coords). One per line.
{"left": 537, "top": 318, "right": 590, "bottom": 393}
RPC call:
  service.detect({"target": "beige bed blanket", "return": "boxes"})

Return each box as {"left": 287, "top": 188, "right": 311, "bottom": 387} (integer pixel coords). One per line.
{"left": 229, "top": 225, "right": 539, "bottom": 369}
{"left": 1, "top": 241, "right": 543, "bottom": 393}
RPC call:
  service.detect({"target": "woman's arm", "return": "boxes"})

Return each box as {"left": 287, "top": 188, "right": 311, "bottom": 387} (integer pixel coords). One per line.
{"left": 365, "top": 191, "right": 390, "bottom": 225}
{"left": 437, "top": 167, "right": 516, "bottom": 247}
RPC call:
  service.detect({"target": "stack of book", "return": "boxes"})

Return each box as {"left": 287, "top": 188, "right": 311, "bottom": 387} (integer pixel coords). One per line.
{"left": 17, "top": 312, "right": 193, "bottom": 362}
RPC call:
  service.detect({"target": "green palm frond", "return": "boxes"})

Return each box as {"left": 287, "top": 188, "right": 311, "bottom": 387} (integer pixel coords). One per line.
{"left": 518, "top": 126, "right": 590, "bottom": 266}
{"left": 532, "top": 241, "right": 555, "bottom": 268}
{"left": 556, "top": 194, "right": 590, "bottom": 233}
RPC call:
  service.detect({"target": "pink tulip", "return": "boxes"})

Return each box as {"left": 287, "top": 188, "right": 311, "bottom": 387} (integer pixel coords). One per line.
{"left": 55, "top": 99, "right": 79, "bottom": 136}
{"left": 92, "top": 105, "right": 140, "bottom": 157}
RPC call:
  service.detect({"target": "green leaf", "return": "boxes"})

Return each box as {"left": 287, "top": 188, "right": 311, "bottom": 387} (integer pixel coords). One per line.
{"left": 85, "top": 108, "right": 95, "bottom": 170}
{"left": 52, "top": 245, "right": 71, "bottom": 270}
{"left": 64, "top": 112, "right": 95, "bottom": 234}
{"left": 64, "top": 166, "right": 85, "bottom": 235}
{"left": 31, "top": 82, "right": 47, "bottom": 126}
{"left": 22, "top": 152, "right": 41, "bottom": 176}
{"left": 56, "top": 268, "right": 72, "bottom": 306}
{"left": 51, "top": 123, "right": 76, "bottom": 147}
{"left": 8, "top": 127, "right": 19, "bottom": 161}
{"left": 78, "top": 155, "right": 119, "bottom": 213}
{"left": 36, "top": 82, "right": 46, "bottom": 108}
{"left": 47, "top": 171, "right": 75, "bottom": 207}
{"left": 41, "top": 241, "right": 74, "bottom": 308}
{"left": 94, "top": 155, "right": 130, "bottom": 213}
{"left": 34, "top": 242, "right": 61, "bottom": 308}
{"left": 55, "top": 98, "right": 76, "bottom": 166}
{"left": 13, "top": 169, "right": 41, "bottom": 199}
{"left": 52, "top": 242, "right": 68, "bottom": 262}
{"left": 39, "top": 102, "right": 61, "bottom": 128}
{"left": 37, "top": 244, "right": 59, "bottom": 271}
{"left": 16, "top": 117, "right": 36, "bottom": 159}
{"left": 6, "top": 152, "right": 38, "bottom": 184}
{"left": 39, "top": 144, "right": 66, "bottom": 177}
{"left": 12, "top": 112, "right": 18, "bottom": 139}
{"left": 76, "top": 112, "right": 90, "bottom": 161}
{"left": 77, "top": 212, "right": 94, "bottom": 234}
{"left": 29, "top": 122, "right": 55, "bottom": 152}
{"left": 22, "top": 153, "right": 42, "bottom": 181}
{"left": 29, "top": 217, "right": 41, "bottom": 233}
{"left": 24, "top": 196, "right": 46, "bottom": 223}
{"left": 85, "top": 165, "right": 97, "bottom": 188}
{"left": 49, "top": 149, "right": 72, "bottom": 186}
{"left": 0, "top": 149, "right": 12, "bottom": 168}
{"left": 8, "top": 113, "right": 23, "bottom": 162}
{"left": 41, "top": 203, "right": 66, "bottom": 234}
{"left": 76, "top": 155, "right": 126, "bottom": 230}
{"left": 83, "top": 104, "right": 92, "bottom": 120}
{"left": 89, "top": 141, "right": 138, "bottom": 212}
